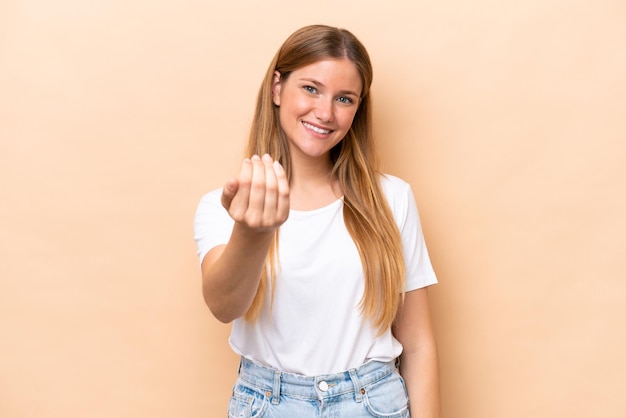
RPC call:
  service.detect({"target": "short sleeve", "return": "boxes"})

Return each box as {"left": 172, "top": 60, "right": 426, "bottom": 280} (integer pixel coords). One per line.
{"left": 381, "top": 175, "right": 438, "bottom": 291}
{"left": 193, "top": 188, "right": 235, "bottom": 265}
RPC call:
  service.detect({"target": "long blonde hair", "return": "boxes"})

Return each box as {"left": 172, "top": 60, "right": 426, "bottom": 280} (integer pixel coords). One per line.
{"left": 244, "top": 25, "right": 405, "bottom": 333}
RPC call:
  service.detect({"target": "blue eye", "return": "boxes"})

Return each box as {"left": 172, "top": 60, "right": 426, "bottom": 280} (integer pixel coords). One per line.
{"left": 337, "top": 96, "right": 353, "bottom": 104}
{"left": 304, "top": 85, "right": 318, "bottom": 94}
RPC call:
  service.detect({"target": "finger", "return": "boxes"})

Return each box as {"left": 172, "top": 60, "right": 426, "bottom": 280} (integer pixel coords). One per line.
{"left": 246, "top": 155, "right": 266, "bottom": 225}
{"left": 262, "top": 154, "right": 279, "bottom": 222}
{"left": 221, "top": 177, "right": 239, "bottom": 211}
{"left": 228, "top": 158, "right": 252, "bottom": 220}
{"left": 273, "top": 160, "right": 290, "bottom": 223}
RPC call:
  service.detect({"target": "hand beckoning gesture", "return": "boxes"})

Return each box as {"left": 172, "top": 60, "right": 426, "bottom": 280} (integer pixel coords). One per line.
{"left": 221, "top": 154, "right": 290, "bottom": 232}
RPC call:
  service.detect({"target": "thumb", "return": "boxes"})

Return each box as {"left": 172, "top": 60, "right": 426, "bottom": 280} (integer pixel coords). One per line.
{"left": 221, "top": 177, "right": 239, "bottom": 210}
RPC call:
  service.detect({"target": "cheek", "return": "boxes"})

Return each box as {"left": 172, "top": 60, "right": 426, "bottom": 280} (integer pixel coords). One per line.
{"left": 277, "top": 102, "right": 301, "bottom": 133}
{"left": 280, "top": 96, "right": 312, "bottom": 122}
{"left": 338, "top": 109, "right": 359, "bottom": 130}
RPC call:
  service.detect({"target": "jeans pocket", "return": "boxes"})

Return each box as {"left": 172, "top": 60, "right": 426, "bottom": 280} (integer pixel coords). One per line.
{"left": 363, "top": 371, "right": 410, "bottom": 418}
{"left": 227, "top": 381, "right": 269, "bottom": 418}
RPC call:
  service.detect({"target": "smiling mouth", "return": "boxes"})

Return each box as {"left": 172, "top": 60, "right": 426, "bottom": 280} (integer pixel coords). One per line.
{"left": 302, "top": 121, "right": 332, "bottom": 135}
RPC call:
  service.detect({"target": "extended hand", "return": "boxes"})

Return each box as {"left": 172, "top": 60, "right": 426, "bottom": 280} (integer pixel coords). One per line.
{"left": 221, "top": 154, "right": 290, "bottom": 231}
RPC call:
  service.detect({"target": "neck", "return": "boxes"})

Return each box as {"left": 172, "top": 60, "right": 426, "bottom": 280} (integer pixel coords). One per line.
{"left": 290, "top": 156, "right": 332, "bottom": 183}
{"left": 288, "top": 153, "right": 342, "bottom": 210}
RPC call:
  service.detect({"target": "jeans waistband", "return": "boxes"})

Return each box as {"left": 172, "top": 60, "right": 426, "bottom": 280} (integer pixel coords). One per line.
{"left": 237, "top": 357, "right": 398, "bottom": 403}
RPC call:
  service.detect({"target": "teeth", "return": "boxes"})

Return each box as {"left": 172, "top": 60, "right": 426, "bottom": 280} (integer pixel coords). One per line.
{"left": 303, "top": 122, "right": 331, "bottom": 134}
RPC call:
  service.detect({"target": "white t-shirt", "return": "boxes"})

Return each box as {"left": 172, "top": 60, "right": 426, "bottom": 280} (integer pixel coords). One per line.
{"left": 194, "top": 174, "right": 437, "bottom": 376}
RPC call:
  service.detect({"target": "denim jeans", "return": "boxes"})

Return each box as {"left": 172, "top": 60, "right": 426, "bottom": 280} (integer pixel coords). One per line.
{"left": 228, "top": 357, "right": 410, "bottom": 418}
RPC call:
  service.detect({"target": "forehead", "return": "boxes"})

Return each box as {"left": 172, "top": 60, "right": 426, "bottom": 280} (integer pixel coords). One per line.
{"left": 289, "top": 59, "right": 362, "bottom": 95}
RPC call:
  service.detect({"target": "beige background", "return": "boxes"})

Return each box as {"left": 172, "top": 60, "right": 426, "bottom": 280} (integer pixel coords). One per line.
{"left": 1, "top": 1, "right": 625, "bottom": 417}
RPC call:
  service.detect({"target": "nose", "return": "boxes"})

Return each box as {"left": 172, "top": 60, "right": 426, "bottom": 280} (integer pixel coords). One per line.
{"left": 314, "top": 97, "right": 334, "bottom": 123}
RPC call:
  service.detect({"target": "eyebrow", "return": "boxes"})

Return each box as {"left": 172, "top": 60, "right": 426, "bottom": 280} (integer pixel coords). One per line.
{"left": 300, "top": 78, "right": 361, "bottom": 98}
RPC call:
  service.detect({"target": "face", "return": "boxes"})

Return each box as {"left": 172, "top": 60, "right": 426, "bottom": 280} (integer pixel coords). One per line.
{"left": 272, "top": 58, "right": 362, "bottom": 163}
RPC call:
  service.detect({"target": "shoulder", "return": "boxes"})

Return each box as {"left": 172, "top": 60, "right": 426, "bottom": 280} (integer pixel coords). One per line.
{"left": 378, "top": 174, "right": 414, "bottom": 223}
{"left": 379, "top": 173, "right": 412, "bottom": 202}
{"left": 379, "top": 173, "right": 409, "bottom": 189}
{"left": 193, "top": 187, "right": 233, "bottom": 264}
{"left": 196, "top": 188, "right": 224, "bottom": 211}
{"left": 194, "top": 187, "right": 228, "bottom": 222}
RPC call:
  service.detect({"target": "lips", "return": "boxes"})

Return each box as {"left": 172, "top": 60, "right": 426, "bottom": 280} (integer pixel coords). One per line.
{"left": 302, "top": 121, "right": 332, "bottom": 135}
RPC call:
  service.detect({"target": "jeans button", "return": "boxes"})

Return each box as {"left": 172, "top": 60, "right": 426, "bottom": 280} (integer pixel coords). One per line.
{"left": 318, "top": 381, "right": 329, "bottom": 392}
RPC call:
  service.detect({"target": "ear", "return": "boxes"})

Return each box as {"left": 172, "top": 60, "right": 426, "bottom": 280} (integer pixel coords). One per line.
{"left": 271, "top": 71, "right": 281, "bottom": 106}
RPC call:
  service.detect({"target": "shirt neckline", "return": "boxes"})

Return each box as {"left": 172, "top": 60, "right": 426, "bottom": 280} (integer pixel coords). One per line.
{"left": 288, "top": 197, "right": 343, "bottom": 218}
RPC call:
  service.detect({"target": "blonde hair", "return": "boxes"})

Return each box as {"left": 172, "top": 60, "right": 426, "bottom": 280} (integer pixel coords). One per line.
{"left": 244, "top": 25, "right": 405, "bottom": 333}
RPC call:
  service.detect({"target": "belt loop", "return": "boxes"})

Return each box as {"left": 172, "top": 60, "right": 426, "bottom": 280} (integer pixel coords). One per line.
{"left": 349, "top": 369, "right": 363, "bottom": 403}
{"left": 272, "top": 370, "right": 281, "bottom": 405}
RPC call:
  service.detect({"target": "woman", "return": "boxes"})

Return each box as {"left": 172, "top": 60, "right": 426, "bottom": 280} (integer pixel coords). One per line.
{"left": 194, "top": 24, "right": 440, "bottom": 418}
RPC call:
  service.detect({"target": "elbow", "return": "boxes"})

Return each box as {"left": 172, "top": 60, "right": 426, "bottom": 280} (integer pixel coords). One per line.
{"left": 403, "top": 340, "right": 439, "bottom": 361}
{"left": 213, "top": 313, "right": 236, "bottom": 324}
{"left": 203, "top": 293, "right": 240, "bottom": 324}
{"left": 201, "top": 272, "right": 252, "bottom": 323}
{"left": 210, "top": 306, "right": 237, "bottom": 324}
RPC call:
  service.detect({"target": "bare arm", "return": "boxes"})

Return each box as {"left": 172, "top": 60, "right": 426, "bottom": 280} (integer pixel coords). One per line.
{"left": 392, "top": 288, "right": 440, "bottom": 418}
{"left": 201, "top": 154, "right": 290, "bottom": 323}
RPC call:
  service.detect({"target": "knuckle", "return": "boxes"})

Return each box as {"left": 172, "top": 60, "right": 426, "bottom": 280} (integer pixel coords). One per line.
{"left": 246, "top": 213, "right": 263, "bottom": 229}
{"left": 250, "top": 177, "right": 265, "bottom": 190}
{"left": 265, "top": 183, "right": 278, "bottom": 194}
{"left": 229, "top": 209, "right": 244, "bottom": 222}
{"left": 238, "top": 177, "right": 252, "bottom": 189}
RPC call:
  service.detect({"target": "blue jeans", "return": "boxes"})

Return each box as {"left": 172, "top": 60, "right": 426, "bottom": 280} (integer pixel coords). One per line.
{"left": 228, "top": 357, "right": 410, "bottom": 418}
